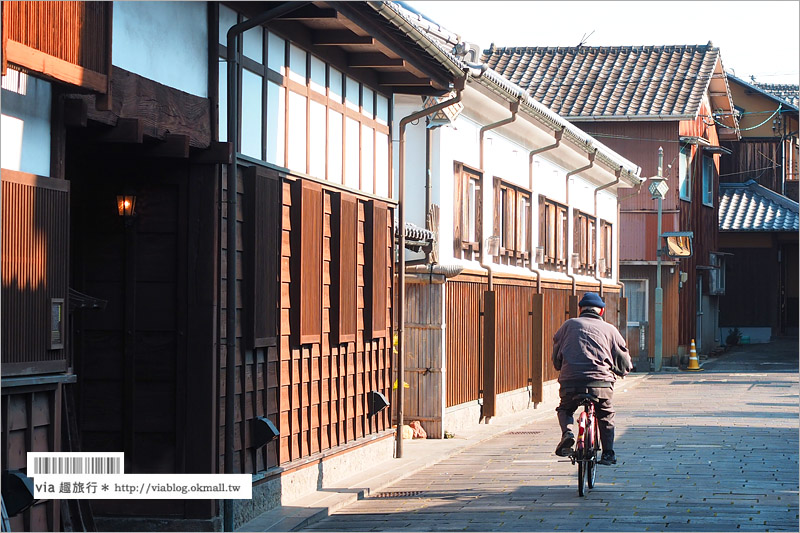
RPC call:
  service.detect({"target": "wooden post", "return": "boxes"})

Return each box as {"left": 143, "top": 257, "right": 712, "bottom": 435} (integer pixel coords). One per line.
{"left": 530, "top": 293, "right": 544, "bottom": 403}
{"left": 482, "top": 290, "right": 496, "bottom": 419}
{"left": 568, "top": 294, "right": 579, "bottom": 319}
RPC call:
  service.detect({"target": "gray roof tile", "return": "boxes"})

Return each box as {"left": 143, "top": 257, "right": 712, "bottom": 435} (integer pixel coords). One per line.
{"left": 719, "top": 180, "right": 799, "bottom": 231}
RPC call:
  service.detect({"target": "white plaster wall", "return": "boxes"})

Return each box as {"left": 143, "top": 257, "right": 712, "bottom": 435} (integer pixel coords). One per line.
{"left": 1, "top": 70, "right": 51, "bottom": 176}
{"left": 113, "top": 1, "right": 208, "bottom": 97}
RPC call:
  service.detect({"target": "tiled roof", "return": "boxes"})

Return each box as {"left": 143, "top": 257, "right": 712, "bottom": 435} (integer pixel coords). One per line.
{"left": 753, "top": 82, "right": 799, "bottom": 108}
{"left": 719, "top": 180, "right": 799, "bottom": 231}
{"left": 481, "top": 44, "right": 732, "bottom": 121}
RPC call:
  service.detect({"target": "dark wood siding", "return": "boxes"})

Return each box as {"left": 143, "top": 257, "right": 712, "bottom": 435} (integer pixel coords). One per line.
{"left": 444, "top": 280, "right": 483, "bottom": 407}
{"left": 1, "top": 384, "right": 62, "bottom": 532}
{"left": 1, "top": 1, "right": 111, "bottom": 93}
{"left": 365, "top": 200, "right": 388, "bottom": 339}
{"left": 279, "top": 178, "right": 393, "bottom": 464}
{"left": 1, "top": 170, "right": 70, "bottom": 375}
{"left": 495, "top": 283, "right": 534, "bottom": 394}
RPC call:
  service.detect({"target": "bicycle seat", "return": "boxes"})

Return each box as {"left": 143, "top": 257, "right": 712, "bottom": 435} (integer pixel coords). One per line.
{"left": 572, "top": 392, "right": 599, "bottom": 403}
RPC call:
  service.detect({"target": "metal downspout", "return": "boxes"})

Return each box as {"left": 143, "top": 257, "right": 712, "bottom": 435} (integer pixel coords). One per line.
{"left": 479, "top": 100, "right": 520, "bottom": 291}
{"left": 528, "top": 127, "right": 564, "bottom": 292}
{"left": 592, "top": 167, "right": 622, "bottom": 297}
{"left": 397, "top": 75, "right": 466, "bottom": 458}
{"left": 564, "top": 149, "right": 597, "bottom": 296}
{"left": 224, "top": 4, "right": 308, "bottom": 530}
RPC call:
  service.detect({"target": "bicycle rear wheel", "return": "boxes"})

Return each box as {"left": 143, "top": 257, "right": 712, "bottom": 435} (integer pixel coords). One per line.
{"left": 577, "top": 457, "right": 586, "bottom": 496}
{"left": 587, "top": 419, "right": 599, "bottom": 488}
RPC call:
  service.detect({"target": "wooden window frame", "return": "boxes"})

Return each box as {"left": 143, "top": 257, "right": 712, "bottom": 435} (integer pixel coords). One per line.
{"left": 244, "top": 165, "right": 281, "bottom": 348}
{"left": 331, "top": 192, "right": 357, "bottom": 344}
{"left": 702, "top": 154, "right": 715, "bottom": 207}
{"left": 216, "top": 12, "right": 391, "bottom": 196}
{"left": 493, "top": 178, "right": 531, "bottom": 266}
{"left": 538, "top": 196, "right": 568, "bottom": 272}
{"left": 294, "top": 179, "right": 323, "bottom": 345}
{"left": 572, "top": 210, "right": 596, "bottom": 276}
{"left": 365, "top": 200, "right": 388, "bottom": 339}
{"left": 453, "top": 162, "right": 482, "bottom": 260}
{"left": 679, "top": 144, "right": 693, "bottom": 201}
{"left": 599, "top": 219, "right": 613, "bottom": 279}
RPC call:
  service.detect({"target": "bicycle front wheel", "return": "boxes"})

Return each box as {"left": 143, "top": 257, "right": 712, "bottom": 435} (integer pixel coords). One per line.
{"left": 577, "top": 458, "right": 586, "bottom": 496}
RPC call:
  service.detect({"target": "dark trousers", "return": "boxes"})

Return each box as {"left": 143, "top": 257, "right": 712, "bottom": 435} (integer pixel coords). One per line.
{"left": 556, "top": 385, "right": 616, "bottom": 453}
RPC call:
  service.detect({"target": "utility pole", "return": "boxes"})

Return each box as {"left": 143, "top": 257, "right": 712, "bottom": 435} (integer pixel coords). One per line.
{"left": 648, "top": 147, "right": 668, "bottom": 372}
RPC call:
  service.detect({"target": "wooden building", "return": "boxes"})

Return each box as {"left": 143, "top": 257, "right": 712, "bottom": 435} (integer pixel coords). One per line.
{"left": 482, "top": 43, "right": 741, "bottom": 363}
{"left": 1, "top": 1, "right": 472, "bottom": 530}
{"left": 721, "top": 75, "right": 799, "bottom": 201}
{"left": 718, "top": 181, "right": 799, "bottom": 340}
{"left": 391, "top": 5, "right": 641, "bottom": 438}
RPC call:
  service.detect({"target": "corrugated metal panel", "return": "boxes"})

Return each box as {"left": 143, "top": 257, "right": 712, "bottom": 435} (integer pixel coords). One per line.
{"left": 1, "top": 171, "right": 69, "bottom": 373}
{"left": 619, "top": 211, "right": 681, "bottom": 261}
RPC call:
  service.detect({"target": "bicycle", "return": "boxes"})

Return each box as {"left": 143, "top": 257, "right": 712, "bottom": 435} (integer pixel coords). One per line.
{"left": 569, "top": 392, "right": 600, "bottom": 496}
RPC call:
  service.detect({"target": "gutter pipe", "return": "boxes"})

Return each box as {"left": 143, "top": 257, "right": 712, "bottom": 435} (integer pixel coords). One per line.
{"left": 564, "top": 149, "right": 597, "bottom": 296}
{"left": 397, "top": 75, "right": 467, "bottom": 459}
{"left": 592, "top": 167, "right": 622, "bottom": 298}
{"left": 527, "top": 127, "right": 565, "bottom": 293}
{"left": 479, "top": 100, "right": 520, "bottom": 291}
{"left": 224, "top": 4, "right": 308, "bottom": 530}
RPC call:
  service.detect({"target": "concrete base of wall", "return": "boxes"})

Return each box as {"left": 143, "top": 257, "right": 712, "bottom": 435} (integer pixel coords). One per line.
{"left": 443, "top": 381, "right": 562, "bottom": 437}
{"left": 232, "top": 434, "right": 395, "bottom": 529}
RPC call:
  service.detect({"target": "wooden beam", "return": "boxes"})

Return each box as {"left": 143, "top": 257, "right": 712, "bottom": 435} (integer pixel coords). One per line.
{"left": 313, "top": 30, "right": 374, "bottom": 46}
{"left": 5, "top": 39, "right": 107, "bottom": 93}
{"left": 348, "top": 53, "right": 405, "bottom": 69}
{"left": 98, "top": 118, "right": 143, "bottom": 143}
{"left": 277, "top": 6, "right": 339, "bottom": 20}
{"left": 378, "top": 72, "right": 432, "bottom": 87}
{"left": 191, "top": 141, "right": 232, "bottom": 165}
{"left": 147, "top": 134, "right": 190, "bottom": 158}
{"left": 63, "top": 98, "right": 88, "bottom": 128}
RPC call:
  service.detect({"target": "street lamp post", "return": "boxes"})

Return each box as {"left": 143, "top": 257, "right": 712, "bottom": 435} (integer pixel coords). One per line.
{"left": 648, "top": 147, "right": 668, "bottom": 371}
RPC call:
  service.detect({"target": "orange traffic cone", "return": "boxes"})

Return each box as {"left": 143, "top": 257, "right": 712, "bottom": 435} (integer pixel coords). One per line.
{"left": 685, "top": 339, "right": 702, "bottom": 371}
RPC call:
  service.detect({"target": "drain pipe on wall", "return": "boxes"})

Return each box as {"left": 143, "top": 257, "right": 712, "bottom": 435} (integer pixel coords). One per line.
{"left": 592, "top": 167, "right": 622, "bottom": 298}
{"left": 397, "top": 75, "right": 466, "bottom": 459}
{"left": 527, "top": 127, "right": 564, "bottom": 293}
{"left": 479, "top": 99, "right": 520, "bottom": 290}
{"left": 223, "top": 4, "right": 307, "bottom": 531}
{"left": 564, "top": 149, "right": 597, "bottom": 297}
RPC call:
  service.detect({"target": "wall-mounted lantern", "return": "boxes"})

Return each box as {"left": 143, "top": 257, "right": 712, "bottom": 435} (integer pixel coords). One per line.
{"left": 535, "top": 245, "right": 545, "bottom": 265}
{"left": 116, "top": 194, "right": 136, "bottom": 218}
{"left": 484, "top": 235, "right": 500, "bottom": 257}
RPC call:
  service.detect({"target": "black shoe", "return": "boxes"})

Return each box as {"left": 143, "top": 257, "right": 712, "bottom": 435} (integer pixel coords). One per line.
{"left": 598, "top": 451, "right": 616, "bottom": 465}
{"left": 555, "top": 432, "right": 575, "bottom": 457}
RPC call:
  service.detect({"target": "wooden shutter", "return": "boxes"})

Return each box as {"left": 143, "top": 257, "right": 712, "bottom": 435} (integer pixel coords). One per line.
{"left": 296, "top": 179, "right": 323, "bottom": 344}
{"left": 244, "top": 166, "right": 280, "bottom": 347}
{"left": 365, "top": 200, "right": 388, "bottom": 338}
{"left": 493, "top": 178, "right": 501, "bottom": 255}
{"left": 331, "top": 192, "right": 357, "bottom": 344}
{"left": 453, "top": 162, "right": 463, "bottom": 258}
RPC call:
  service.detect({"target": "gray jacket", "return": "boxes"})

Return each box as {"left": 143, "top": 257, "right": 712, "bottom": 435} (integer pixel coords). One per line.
{"left": 552, "top": 310, "right": 632, "bottom": 386}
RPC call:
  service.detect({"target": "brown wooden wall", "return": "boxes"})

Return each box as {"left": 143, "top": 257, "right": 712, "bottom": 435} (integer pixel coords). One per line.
{"left": 1, "top": 383, "right": 62, "bottom": 532}
{"left": 218, "top": 167, "right": 394, "bottom": 473}
{"left": 1, "top": 170, "right": 70, "bottom": 376}
{"left": 719, "top": 139, "right": 785, "bottom": 192}
{"left": 1, "top": 1, "right": 111, "bottom": 93}
{"left": 445, "top": 274, "right": 624, "bottom": 407}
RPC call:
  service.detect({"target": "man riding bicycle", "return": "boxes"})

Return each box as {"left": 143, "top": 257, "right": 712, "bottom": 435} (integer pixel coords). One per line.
{"left": 552, "top": 292, "right": 632, "bottom": 465}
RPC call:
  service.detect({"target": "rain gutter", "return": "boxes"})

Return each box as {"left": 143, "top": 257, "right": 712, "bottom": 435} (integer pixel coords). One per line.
{"left": 564, "top": 149, "right": 597, "bottom": 296}
{"left": 223, "top": 4, "right": 308, "bottom": 530}
{"left": 527, "top": 127, "right": 565, "bottom": 293}
{"left": 396, "top": 74, "right": 467, "bottom": 459}
{"left": 592, "top": 167, "right": 622, "bottom": 297}
{"left": 479, "top": 99, "right": 520, "bottom": 291}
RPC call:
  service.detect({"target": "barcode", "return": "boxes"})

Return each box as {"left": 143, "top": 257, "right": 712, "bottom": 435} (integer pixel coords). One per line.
{"left": 29, "top": 453, "right": 124, "bottom": 476}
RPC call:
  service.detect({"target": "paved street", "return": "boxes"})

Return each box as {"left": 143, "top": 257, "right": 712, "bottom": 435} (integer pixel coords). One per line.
{"left": 298, "top": 340, "right": 799, "bottom": 532}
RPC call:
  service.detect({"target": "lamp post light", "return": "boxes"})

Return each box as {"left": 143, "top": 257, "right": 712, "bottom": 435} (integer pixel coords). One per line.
{"left": 647, "top": 147, "right": 668, "bottom": 371}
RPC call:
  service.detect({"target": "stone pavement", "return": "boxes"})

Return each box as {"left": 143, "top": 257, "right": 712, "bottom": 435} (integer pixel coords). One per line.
{"left": 240, "top": 339, "right": 799, "bottom": 532}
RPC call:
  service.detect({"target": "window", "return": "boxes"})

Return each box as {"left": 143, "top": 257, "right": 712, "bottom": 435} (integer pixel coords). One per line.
{"left": 702, "top": 155, "right": 714, "bottom": 207}
{"left": 622, "top": 279, "right": 648, "bottom": 326}
{"left": 572, "top": 210, "right": 596, "bottom": 275}
{"left": 453, "top": 162, "right": 482, "bottom": 260}
{"left": 679, "top": 144, "right": 692, "bottom": 200}
{"left": 217, "top": 8, "right": 390, "bottom": 195}
{"left": 599, "top": 220, "right": 613, "bottom": 278}
{"left": 538, "top": 196, "right": 568, "bottom": 272}
{"left": 494, "top": 178, "right": 531, "bottom": 266}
